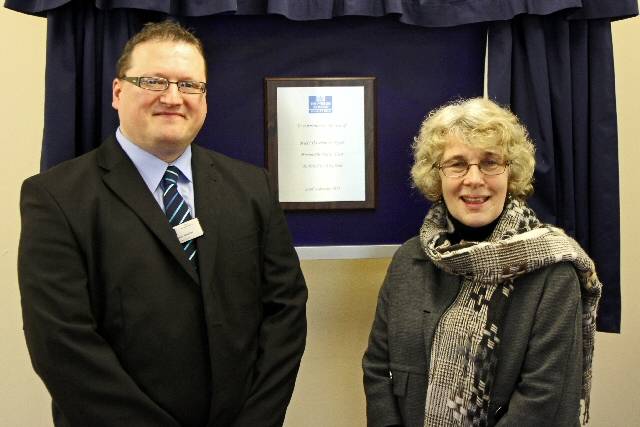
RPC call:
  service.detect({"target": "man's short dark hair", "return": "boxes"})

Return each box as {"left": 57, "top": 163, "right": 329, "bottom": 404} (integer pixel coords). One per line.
{"left": 116, "top": 20, "right": 207, "bottom": 78}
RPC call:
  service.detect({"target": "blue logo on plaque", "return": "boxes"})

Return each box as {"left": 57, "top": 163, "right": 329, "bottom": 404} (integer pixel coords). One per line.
{"left": 309, "top": 96, "right": 332, "bottom": 113}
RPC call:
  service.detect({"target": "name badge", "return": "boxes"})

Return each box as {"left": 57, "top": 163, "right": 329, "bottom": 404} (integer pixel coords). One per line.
{"left": 173, "top": 218, "right": 204, "bottom": 243}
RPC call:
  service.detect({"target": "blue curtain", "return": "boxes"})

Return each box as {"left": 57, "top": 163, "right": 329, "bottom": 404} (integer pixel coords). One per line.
{"left": 4, "top": 0, "right": 637, "bottom": 332}
{"left": 7, "top": 0, "right": 625, "bottom": 24}
{"left": 487, "top": 5, "right": 636, "bottom": 333}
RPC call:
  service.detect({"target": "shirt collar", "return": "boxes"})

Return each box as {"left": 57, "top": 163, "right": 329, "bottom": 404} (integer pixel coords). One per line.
{"left": 115, "top": 127, "right": 193, "bottom": 192}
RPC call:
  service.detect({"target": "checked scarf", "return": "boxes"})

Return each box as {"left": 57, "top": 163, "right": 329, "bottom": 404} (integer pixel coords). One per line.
{"left": 419, "top": 198, "right": 601, "bottom": 426}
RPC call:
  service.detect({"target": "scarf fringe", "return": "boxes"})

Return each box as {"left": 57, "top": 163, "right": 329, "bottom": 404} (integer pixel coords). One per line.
{"left": 583, "top": 396, "right": 591, "bottom": 425}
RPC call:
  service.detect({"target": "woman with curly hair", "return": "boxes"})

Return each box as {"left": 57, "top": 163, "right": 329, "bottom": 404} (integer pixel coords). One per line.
{"left": 363, "top": 98, "right": 601, "bottom": 427}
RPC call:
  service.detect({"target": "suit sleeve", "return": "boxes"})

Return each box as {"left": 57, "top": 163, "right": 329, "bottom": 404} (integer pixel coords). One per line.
{"left": 231, "top": 170, "right": 308, "bottom": 427}
{"left": 496, "top": 263, "right": 583, "bottom": 427}
{"left": 18, "top": 178, "right": 180, "bottom": 427}
{"left": 362, "top": 261, "right": 404, "bottom": 427}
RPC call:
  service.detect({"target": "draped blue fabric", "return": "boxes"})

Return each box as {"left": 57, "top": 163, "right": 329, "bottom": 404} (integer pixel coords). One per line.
{"left": 7, "top": 0, "right": 639, "bottom": 24}
{"left": 487, "top": 12, "right": 631, "bottom": 332}
{"left": 4, "top": 0, "right": 636, "bottom": 332}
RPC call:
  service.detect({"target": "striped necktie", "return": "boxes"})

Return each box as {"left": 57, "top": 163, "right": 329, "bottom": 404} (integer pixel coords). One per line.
{"left": 161, "top": 165, "right": 198, "bottom": 265}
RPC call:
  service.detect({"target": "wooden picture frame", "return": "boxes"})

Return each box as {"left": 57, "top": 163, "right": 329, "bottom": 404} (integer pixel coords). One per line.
{"left": 265, "top": 77, "right": 376, "bottom": 210}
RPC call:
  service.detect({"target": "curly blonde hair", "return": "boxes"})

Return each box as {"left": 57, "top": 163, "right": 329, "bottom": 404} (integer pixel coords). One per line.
{"left": 411, "top": 97, "right": 535, "bottom": 201}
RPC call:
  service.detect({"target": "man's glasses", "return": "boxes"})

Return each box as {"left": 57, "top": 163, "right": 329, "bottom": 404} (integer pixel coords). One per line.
{"left": 120, "top": 76, "right": 207, "bottom": 94}
{"left": 436, "top": 159, "right": 510, "bottom": 178}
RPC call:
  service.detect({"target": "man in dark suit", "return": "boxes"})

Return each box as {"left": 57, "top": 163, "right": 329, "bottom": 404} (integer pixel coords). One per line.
{"left": 18, "top": 21, "right": 307, "bottom": 427}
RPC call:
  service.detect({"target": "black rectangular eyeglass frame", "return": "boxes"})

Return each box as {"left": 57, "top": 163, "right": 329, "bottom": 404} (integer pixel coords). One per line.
{"left": 120, "top": 76, "right": 207, "bottom": 94}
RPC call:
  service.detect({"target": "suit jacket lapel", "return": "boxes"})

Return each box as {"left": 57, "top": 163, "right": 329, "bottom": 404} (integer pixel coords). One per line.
{"left": 191, "top": 145, "right": 220, "bottom": 292}
{"left": 97, "top": 135, "right": 200, "bottom": 285}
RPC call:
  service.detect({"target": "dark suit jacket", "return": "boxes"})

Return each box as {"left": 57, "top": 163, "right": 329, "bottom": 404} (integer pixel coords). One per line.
{"left": 18, "top": 136, "right": 308, "bottom": 427}
{"left": 363, "top": 237, "right": 582, "bottom": 427}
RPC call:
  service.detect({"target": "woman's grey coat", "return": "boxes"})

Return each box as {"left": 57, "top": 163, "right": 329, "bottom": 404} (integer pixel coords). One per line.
{"left": 363, "top": 237, "right": 583, "bottom": 427}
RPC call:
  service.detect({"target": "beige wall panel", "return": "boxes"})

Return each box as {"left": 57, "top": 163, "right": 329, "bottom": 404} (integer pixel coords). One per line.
{"left": 285, "top": 259, "right": 387, "bottom": 426}
{"left": 0, "top": 6, "right": 52, "bottom": 427}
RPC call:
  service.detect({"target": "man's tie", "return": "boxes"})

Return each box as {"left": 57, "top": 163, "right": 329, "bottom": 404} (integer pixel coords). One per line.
{"left": 161, "top": 165, "right": 198, "bottom": 265}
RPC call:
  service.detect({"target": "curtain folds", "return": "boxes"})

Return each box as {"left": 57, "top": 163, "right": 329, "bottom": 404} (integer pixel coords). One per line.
{"left": 39, "top": 6, "right": 148, "bottom": 168}
{"left": 5, "top": 0, "right": 638, "bottom": 24}
{"left": 488, "top": 14, "right": 624, "bottom": 332}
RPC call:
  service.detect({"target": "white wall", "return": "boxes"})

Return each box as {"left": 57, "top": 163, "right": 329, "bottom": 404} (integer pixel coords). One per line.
{"left": 0, "top": 7, "right": 51, "bottom": 427}
{"left": 0, "top": 7, "right": 637, "bottom": 426}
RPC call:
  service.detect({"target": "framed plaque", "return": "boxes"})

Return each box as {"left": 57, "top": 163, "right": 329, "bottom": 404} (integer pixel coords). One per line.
{"left": 265, "top": 77, "right": 376, "bottom": 210}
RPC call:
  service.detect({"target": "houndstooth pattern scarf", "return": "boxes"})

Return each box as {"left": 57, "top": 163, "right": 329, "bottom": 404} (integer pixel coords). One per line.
{"left": 419, "top": 198, "right": 601, "bottom": 426}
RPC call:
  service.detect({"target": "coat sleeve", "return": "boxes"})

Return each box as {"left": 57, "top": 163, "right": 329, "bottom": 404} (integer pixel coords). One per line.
{"left": 18, "top": 178, "right": 180, "bottom": 427}
{"left": 362, "top": 259, "right": 404, "bottom": 427}
{"left": 496, "top": 263, "right": 583, "bottom": 427}
{"left": 231, "top": 169, "right": 308, "bottom": 427}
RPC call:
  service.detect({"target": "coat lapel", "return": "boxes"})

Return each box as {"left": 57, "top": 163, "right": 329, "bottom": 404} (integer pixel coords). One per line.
{"left": 412, "top": 248, "right": 462, "bottom": 359}
{"left": 191, "top": 145, "right": 221, "bottom": 295}
{"left": 97, "top": 136, "right": 200, "bottom": 285}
